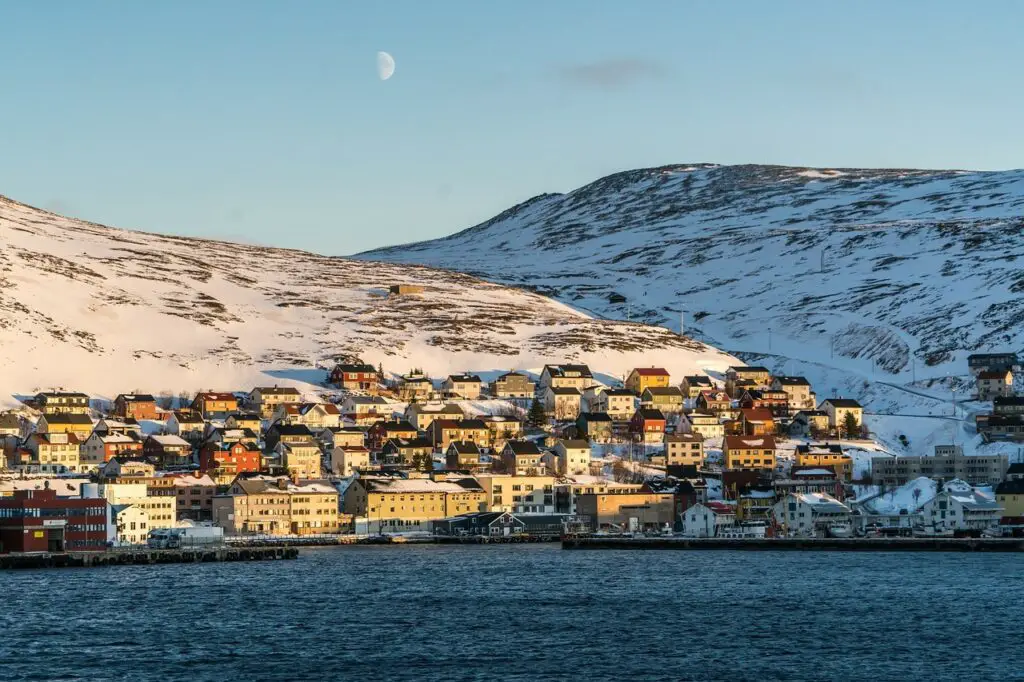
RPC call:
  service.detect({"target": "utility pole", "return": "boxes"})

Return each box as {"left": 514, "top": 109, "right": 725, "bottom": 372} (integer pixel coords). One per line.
{"left": 627, "top": 302, "right": 631, "bottom": 323}
{"left": 820, "top": 249, "right": 826, "bottom": 274}
{"left": 768, "top": 328, "right": 772, "bottom": 351}
{"left": 680, "top": 310, "right": 685, "bottom": 337}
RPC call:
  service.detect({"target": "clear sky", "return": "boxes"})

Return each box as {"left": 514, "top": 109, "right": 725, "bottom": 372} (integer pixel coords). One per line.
{"left": 2, "top": 1, "right": 1023, "bottom": 254}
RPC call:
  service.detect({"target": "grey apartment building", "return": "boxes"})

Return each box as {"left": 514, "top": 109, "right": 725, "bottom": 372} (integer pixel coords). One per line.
{"left": 871, "top": 446, "right": 1009, "bottom": 487}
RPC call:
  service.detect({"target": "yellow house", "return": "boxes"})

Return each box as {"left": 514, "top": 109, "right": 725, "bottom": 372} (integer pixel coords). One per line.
{"left": 795, "top": 444, "right": 852, "bottom": 481}
{"left": 343, "top": 476, "right": 486, "bottom": 533}
{"left": 475, "top": 474, "right": 558, "bottom": 512}
{"left": 995, "top": 479, "right": 1024, "bottom": 517}
{"left": 625, "top": 367, "right": 671, "bottom": 395}
{"left": 213, "top": 476, "right": 339, "bottom": 536}
{"left": 277, "top": 438, "right": 323, "bottom": 480}
{"left": 247, "top": 386, "right": 302, "bottom": 418}
{"left": 26, "top": 432, "right": 82, "bottom": 473}
{"left": 36, "top": 413, "right": 94, "bottom": 441}
{"left": 664, "top": 433, "right": 705, "bottom": 467}
{"left": 723, "top": 435, "right": 777, "bottom": 472}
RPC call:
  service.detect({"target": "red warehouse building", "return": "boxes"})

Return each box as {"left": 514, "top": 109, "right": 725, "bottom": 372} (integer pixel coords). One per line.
{"left": 0, "top": 486, "right": 109, "bottom": 554}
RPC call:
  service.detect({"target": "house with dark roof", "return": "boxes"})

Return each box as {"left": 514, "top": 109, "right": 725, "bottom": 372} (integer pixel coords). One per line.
{"left": 490, "top": 372, "right": 535, "bottom": 399}
{"left": 445, "top": 441, "right": 483, "bottom": 469}
{"left": 629, "top": 408, "right": 667, "bottom": 444}
{"left": 539, "top": 364, "right": 595, "bottom": 392}
{"left": 640, "top": 386, "right": 684, "bottom": 414}
{"left": 576, "top": 412, "right": 614, "bottom": 443}
{"left": 500, "top": 440, "right": 543, "bottom": 475}
{"left": 329, "top": 363, "right": 379, "bottom": 393}
{"left": 681, "top": 375, "right": 714, "bottom": 399}
{"left": 819, "top": 398, "right": 864, "bottom": 434}
{"left": 112, "top": 394, "right": 159, "bottom": 420}
{"left": 442, "top": 374, "right": 483, "bottom": 399}
{"left": 977, "top": 369, "right": 1014, "bottom": 401}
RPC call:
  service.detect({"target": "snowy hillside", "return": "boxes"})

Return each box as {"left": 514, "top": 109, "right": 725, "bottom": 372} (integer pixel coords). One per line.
{"left": 0, "top": 195, "right": 735, "bottom": 403}
{"left": 362, "top": 163, "right": 1024, "bottom": 383}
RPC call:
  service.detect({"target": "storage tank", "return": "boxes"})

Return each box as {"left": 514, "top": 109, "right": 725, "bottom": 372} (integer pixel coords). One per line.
{"left": 81, "top": 482, "right": 100, "bottom": 499}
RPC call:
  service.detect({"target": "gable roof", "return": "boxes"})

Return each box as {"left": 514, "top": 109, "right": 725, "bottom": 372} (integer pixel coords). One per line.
{"left": 683, "top": 375, "right": 713, "bottom": 384}
{"left": 544, "top": 364, "right": 593, "bottom": 379}
{"left": 383, "top": 437, "right": 433, "bottom": 450}
{"left": 729, "top": 366, "right": 770, "bottom": 374}
{"left": 665, "top": 433, "right": 704, "bottom": 443}
{"left": 116, "top": 394, "right": 156, "bottom": 403}
{"left": 725, "top": 435, "right": 777, "bottom": 450}
{"left": 447, "top": 441, "right": 482, "bottom": 455}
{"left": 171, "top": 410, "right": 204, "bottom": 424}
{"left": 558, "top": 439, "right": 590, "bottom": 450}
{"left": 635, "top": 408, "right": 666, "bottom": 421}
{"left": 632, "top": 367, "right": 669, "bottom": 377}
{"left": 579, "top": 412, "right": 613, "bottom": 422}
{"left": 270, "top": 423, "right": 315, "bottom": 437}
{"left": 447, "top": 374, "right": 482, "bottom": 383}
{"left": 195, "top": 392, "right": 237, "bottom": 402}
{"left": 254, "top": 386, "right": 301, "bottom": 396}
{"left": 549, "top": 386, "right": 582, "bottom": 396}
{"left": 978, "top": 369, "right": 1012, "bottom": 380}
{"left": 336, "top": 363, "right": 376, "bottom": 373}
{"left": 642, "top": 386, "right": 684, "bottom": 398}
{"left": 822, "top": 398, "right": 863, "bottom": 409}
{"left": 504, "top": 440, "right": 542, "bottom": 455}
{"left": 40, "top": 413, "right": 93, "bottom": 425}
{"left": 740, "top": 408, "right": 775, "bottom": 423}
{"left": 772, "top": 376, "right": 811, "bottom": 386}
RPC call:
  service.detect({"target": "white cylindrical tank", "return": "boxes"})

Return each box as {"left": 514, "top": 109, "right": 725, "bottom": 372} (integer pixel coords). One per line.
{"left": 81, "top": 482, "right": 100, "bottom": 499}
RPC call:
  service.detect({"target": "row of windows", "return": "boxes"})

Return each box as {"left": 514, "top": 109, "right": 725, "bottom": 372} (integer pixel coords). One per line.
{"left": 0, "top": 507, "right": 105, "bottom": 518}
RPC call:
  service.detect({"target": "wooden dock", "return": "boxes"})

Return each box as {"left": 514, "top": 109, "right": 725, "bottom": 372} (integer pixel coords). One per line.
{"left": 561, "top": 536, "right": 1024, "bottom": 552}
{"left": 0, "top": 546, "right": 299, "bottom": 569}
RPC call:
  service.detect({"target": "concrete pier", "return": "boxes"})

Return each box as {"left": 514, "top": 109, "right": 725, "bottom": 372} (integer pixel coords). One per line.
{"left": 561, "top": 536, "right": 1024, "bottom": 552}
{"left": 0, "top": 546, "right": 298, "bottom": 569}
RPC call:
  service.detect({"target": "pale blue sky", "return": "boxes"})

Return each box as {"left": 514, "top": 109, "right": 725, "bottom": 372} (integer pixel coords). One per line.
{"left": 2, "top": 1, "right": 1022, "bottom": 253}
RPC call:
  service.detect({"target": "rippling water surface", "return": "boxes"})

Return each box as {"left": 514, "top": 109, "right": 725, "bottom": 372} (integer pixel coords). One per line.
{"left": 1, "top": 545, "right": 1020, "bottom": 681}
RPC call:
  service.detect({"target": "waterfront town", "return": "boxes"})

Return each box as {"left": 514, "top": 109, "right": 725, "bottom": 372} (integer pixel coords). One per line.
{"left": 2, "top": 352, "right": 1023, "bottom": 555}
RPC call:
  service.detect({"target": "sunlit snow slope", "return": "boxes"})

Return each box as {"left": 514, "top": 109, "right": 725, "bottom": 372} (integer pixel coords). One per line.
{"left": 362, "top": 163, "right": 1024, "bottom": 383}
{"left": 0, "top": 195, "right": 735, "bottom": 400}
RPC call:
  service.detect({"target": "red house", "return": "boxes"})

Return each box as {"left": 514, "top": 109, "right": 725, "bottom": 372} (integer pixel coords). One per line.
{"left": 629, "top": 408, "right": 667, "bottom": 444}
{"left": 200, "top": 441, "right": 263, "bottom": 479}
{"left": 738, "top": 389, "right": 790, "bottom": 418}
{"left": 696, "top": 390, "right": 732, "bottom": 414}
{"left": 112, "top": 394, "right": 160, "bottom": 421}
{"left": 739, "top": 408, "right": 777, "bottom": 436}
{"left": 0, "top": 486, "right": 109, "bottom": 553}
{"left": 329, "top": 363, "right": 379, "bottom": 394}
{"left": 367, "top": 419, "right": 418, "bottom": 451}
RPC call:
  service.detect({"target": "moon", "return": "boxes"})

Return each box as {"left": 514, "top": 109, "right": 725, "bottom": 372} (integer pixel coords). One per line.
{"left": 377, "top": 51, "right": 395, "bottom": 81}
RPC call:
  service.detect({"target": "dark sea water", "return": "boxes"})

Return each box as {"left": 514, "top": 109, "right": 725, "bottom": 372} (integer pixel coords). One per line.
{"left": 1, "top": 545, "right": 1020, "bottom": 681}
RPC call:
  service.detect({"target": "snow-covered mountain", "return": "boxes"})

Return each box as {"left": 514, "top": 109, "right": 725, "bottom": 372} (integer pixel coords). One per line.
{"left": 0, "top": 195, "right": 735, "bottom": 402}
{"left": 361, "top": 163, "right": 1024, "bottom": 384}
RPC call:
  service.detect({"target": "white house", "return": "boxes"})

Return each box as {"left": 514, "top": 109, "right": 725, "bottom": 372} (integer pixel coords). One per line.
{"left": 589, "top": 389, "right": 635, "bottom": 420}
{"left": 771, "top": 492, "right": 852, "bottom": 537}
{"left": 680, "top": 502, "right": 736, "bottom": 537}
{"left": 442, "top": 374, "right": 483, "bottom": 399}
{"left": 112, "top": 504, "right": 149, "bottom": 546}
{"left": 331, "top": 446, "right": 370, "bottom": 477}
{"left": 553, "top": 439, "right": 591, "bottom": 476}
{"left": 543, "top": 386, "right": 582, "bottom": 421}
{"left": 918, "top": 481, "right": 1002, "bottom": 533}
{"left": 684, "top": 411, "right": 725, "bottom": 439}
